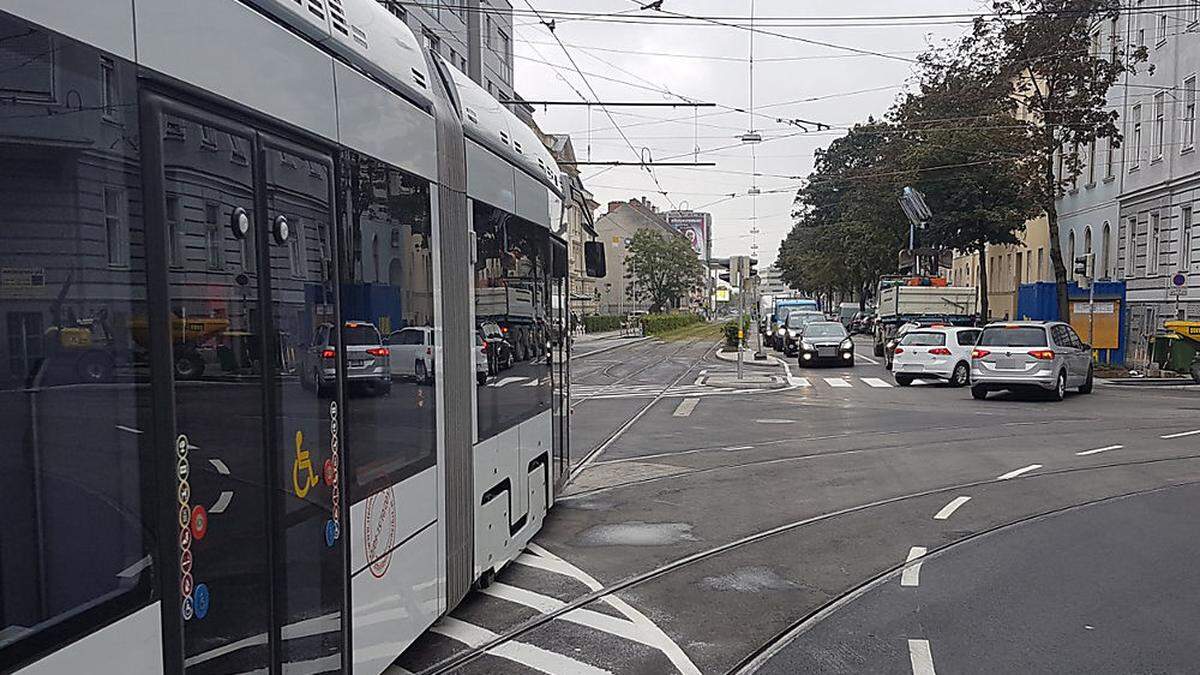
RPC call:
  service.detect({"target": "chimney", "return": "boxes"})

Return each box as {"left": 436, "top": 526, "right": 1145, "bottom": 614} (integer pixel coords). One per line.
{"left": 607, "top": 201, "right": 624, "bottom": 214}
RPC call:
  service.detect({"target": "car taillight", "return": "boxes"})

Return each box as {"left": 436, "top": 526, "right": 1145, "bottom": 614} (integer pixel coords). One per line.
{"left": 1028, "top": 349, "right": 1055, "bottom": 360}
{"left": 481, "top": 340, "right": 489, "bottom": 352}
{"left": 426, "top": 347, "right": 432, "bottom": 356}
{"left": 366, "top": 347, "right": 389, "bottom": 357}
{"left": 893, "top": 347, "right": 904, "bottom": 354}
{"left": 929, "top": 347, "right": 951, "bottom": 356}
{"left": 971, "top": 349, "right": 990, "bottom": 359}
{"left": 321, "top": 348, "right": 336, "bottom": 359}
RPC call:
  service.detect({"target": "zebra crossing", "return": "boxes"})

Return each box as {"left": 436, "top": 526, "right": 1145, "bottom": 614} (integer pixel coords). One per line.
{"left": 571, "top": 374, "right": 909, "bottom": 401}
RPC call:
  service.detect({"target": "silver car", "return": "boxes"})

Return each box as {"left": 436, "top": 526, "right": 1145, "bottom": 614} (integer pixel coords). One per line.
{"left": 969, "top": 321, "right": 1094, "bottom": 401}
{"left": 302, "top": 321, "right": 392, "bottom": 396}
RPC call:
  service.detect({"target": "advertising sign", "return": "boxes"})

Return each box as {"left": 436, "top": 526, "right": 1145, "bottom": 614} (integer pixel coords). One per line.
{"left": 666, "top": 211, "right": 709, "bottom": 259}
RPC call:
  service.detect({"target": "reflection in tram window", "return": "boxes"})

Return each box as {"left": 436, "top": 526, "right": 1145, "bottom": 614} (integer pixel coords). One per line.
{"left": 338, "top": 152, "right": 437, "bottom": 501}
{"left": 473, "top": 200, "right": 553, "bottom": 441}
{"left": 0, "top": 17, "right": 153, "bottom": 663}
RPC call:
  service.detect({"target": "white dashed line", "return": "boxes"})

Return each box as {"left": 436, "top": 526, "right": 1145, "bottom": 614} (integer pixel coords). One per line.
{"left": 1076, "top": 444, "right": 1122, "bottom": 456}
{"left": 908, "top": 639, "right": 937, "bottom": 675}
{"left": 861, "top": 377, "right": 893, "bottom": 388}
{"left": 723, "top": 445, "right": 754, "bottom": 451}
{"left": 115, "top": 425, "right": 143, "bottom": 435}
{"left": 900, "top": 546, "right": 927, "bottom": 587}
{"left": 208, "top": 458, "right": 231, "bottom": 475}
{"left": 210, "top": 491, "right": 234, "bottom": 514}
{"left": 490, "top": 376, "right": 526, "bottom": 388}
{"left": 431, "top": 617, "right": 612, "bottom": 675}
{"left": 673, "top": 398, "right": 700, "bottom": 417}
{"left": 1161, "top": 428, "right": 1200, "bottom": 439}
{"left": 755, "top": 419, "right": 795, "bottom": 424}
{"left": 933, "top": 496, "right": 971, "bottom": 521}
{"left": 824, "top": 377, "right": 852, "bottom": 388}
{"left": 996, "top": 464, "right": 1042, "bottom": 481}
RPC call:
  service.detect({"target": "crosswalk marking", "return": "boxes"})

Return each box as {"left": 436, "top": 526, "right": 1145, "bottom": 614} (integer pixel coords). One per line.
{"left": 673, "top": 398, "right": 700, "bottom": 417}
{"left": 480, "top": 583, "right": 658, "bottom": 648}
{"left": 430, "top": 616, "right": 613, "bottom": 675}
{"left": 490, "top": 376, "right": 526, "bottom": 388}
{"left": 788, "top": 376, "right": 810, "bottom": 387}
{"left": 861, "top": 377, "right": 893, "bottom": 388}
{"left": 824, "top": 377, "right": 852, "bottom": 388}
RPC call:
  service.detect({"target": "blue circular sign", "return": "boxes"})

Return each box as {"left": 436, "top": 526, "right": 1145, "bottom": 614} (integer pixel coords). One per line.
{"left": 1173, "top": 272, "right": 1187, "bottom": 287}
{"left": 325, "top": 519, "right": 339, "bottom": 547}
{"left": 193, "top": 583, "right": 210, "bottom": 620}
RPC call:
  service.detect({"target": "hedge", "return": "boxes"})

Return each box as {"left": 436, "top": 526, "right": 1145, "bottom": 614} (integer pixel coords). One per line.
{"left": 722, "top": 316, "right": 751, "bottom": 348}
{"left": 640, "top": 312, "right": 702, "bottom": 335}
{"left": 583, "top": 315, "right": 623, "bottom": 333}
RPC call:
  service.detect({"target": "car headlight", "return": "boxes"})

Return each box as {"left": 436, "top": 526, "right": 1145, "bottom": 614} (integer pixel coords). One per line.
{"left": 840, "top": 338, "right": 853, "bottom": 349}
{"left": 801, "top": 341, "right": 814, "bottom": 351}
{"left": 777, "top": 328, "right": 786, "bottom": 336}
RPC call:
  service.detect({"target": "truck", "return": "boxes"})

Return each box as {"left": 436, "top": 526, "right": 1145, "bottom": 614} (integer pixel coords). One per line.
{"left": 872, "top": 278, "right": 978, "bottom": 357}
{"left": 476, "top": 284, "right": 545, "bottom": 362}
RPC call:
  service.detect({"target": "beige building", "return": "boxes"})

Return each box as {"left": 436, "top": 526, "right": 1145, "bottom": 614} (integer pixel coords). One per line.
{"left": 540, "top": 134, "right": 599, "bottom": 316}
{"left": 594, "top": 197, "right": 686, "bottom": 315}
{"left": 951, "top": 214, "right": 1055, "bottom": 320}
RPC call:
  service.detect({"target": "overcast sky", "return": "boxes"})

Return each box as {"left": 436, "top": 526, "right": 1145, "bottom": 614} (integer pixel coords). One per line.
{"left": 512, "top": 0, "right": 986, "bottom": 267}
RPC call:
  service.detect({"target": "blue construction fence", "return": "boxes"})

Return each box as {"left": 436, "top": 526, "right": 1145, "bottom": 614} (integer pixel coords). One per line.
{"left": 1016, "top": 281, "right": 1127, "bottom": 365}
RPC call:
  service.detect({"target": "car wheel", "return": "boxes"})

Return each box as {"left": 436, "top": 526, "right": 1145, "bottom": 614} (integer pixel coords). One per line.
{"left": 477, "top": 371, "right": 487, "bottom": 386}
{"left": 313, "top": 369, "right": 329, "bottom": 398}
{"left": 884, "top": 354, "right": 893, "bottom": 371}
{"left": 1192, "top": 361, "right": 1200, "bottom": 384}
{"left": 1050, "top": 370, "right": 1067, "bottom": 401}
{"left": 846, "top": 358, "right": 855, "bottom": 368}
{"left": 971, "top": 385, "right": 988, "bottom": 400}
{"left": 950, "top": 362, "right": 970, "bottom": 388}
{"left": 175, "top": 353, "right": 205, "bottom": 380}
{"left": 873, "top": 342, "right": 884, "bottom": 357}
{"left": 1079, "top": 365, "right": 1094, "bottom": 394}
{"left": 895, "top": 374, "right": 914, "bottom": 386}
{"left": 415, "top": 360, "right": 428, "bottom": 384}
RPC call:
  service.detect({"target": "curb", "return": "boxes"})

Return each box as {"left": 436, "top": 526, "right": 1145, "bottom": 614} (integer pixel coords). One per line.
{"left": 1100, "top": 377, "right": 1197, "bottom": 387}
{"left": 574, "top": 336, "right": 654, "bottom": 359}
{"left": 714, "top": 348, "right": 785, "bottom": 367}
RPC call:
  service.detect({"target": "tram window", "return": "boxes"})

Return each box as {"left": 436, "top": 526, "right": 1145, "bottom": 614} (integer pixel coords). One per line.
{"left": 473, "top": 200, "right": 553, "bottom": 441}
{"left": 0, "top": 14, "right": 153, "bottom": 664}
{"left": 338, "top": 152, "right": 437, "bottom": 501}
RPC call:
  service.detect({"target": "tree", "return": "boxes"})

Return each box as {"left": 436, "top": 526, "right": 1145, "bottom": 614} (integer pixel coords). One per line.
{"left": 624, "top": 229, "right": 704, "bottom": 313}
{"left": 894, "top": 28, "right": 1041, "bottom": 320}
{"left": 987, "top": 0, "right": 1148, "bottom": 318}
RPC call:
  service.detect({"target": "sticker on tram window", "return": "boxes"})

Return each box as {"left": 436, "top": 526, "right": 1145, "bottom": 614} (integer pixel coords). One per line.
{"left": 292, "top": 430, "right": 319, "bottom": 498}
{"left": 194, "top": 583, "right": 210, "bottom": 620}
{"left": 327, "top": 401, "right": 341, "bottom": 547}
{"left": 191, "top": 505, "right": 208, "bottom": 541}
{"left": 176, "top": 434, "right": 204, "bottom": 620}
{"left": 364, "top": 486, "right": 397, "bottom": 578}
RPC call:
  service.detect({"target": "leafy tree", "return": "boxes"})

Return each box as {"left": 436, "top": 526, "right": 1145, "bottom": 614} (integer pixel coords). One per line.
{"left": 987, "top": 0, "right": 1148, "bottom": 318}
{"left": 624, "top": 228, "right": 704, "bottom": 313}
{"left": 895, "top": 28, "right": 1041, "bottom": 320}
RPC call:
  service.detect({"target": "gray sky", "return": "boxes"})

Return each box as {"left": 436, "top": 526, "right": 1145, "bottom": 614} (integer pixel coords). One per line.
{"left": 513, "top": 0, "right": 984, "bottom": 267}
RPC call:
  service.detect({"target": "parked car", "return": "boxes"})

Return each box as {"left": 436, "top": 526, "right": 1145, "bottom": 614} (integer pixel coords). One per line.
{"left": 474, "top": 332, "right": 489, "bottom": 386}
{"left": 479, "top": 321, "right": 515, "bottom": 371}
{"left": 796, "top": 321, "right": 855, "bottom": 367}
{"left": 782, "top": 311, "right": 827, "bottom": 355}
{"left": 892, "top": 326, "right": 982, "bottom": 387}
{"left": 302, "top": 321, "right": 391, "bottom": 396}
{"left": 387, "top": 326, "right": 435, "bottom": 384}
{"left": 970, "top": 321, "right": 1094, "bottom": 401}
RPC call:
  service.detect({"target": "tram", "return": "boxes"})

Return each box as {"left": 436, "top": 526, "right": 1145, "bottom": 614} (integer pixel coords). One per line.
{"left": 0, "top": 1, "right": 603, "bottom": 672}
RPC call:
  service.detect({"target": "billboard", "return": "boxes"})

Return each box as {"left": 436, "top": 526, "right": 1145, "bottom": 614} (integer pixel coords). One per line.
{"left": 666, "top": 211, "right": 709, "bottom": 259}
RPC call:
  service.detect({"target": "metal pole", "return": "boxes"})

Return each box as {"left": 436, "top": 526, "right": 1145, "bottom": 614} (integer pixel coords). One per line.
{"left": 737, "top": 278, "right": 744, "bottom": 379}
{"left": 1088, "top": 274, "right": 1095, "bottom": 352}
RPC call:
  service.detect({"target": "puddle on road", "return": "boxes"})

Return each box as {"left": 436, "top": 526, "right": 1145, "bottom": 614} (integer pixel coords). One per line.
{"left": 699, "top": 566, "right": 800, "bottom": 593}
{"left": 575, "top": 521, "right": 698, "bottom": 546}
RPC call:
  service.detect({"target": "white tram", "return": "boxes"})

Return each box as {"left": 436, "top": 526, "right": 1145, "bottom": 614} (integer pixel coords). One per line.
{"left": 0, "top": 1, "right": 602, "bottom": 672}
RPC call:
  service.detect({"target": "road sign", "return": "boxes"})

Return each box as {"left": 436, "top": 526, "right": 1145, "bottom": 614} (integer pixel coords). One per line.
{"left": 1169, "top": 272, "right": 1188, "bottom": 297}
{"left": 1172, "top": 272, "right": 1187, "bottom": 287}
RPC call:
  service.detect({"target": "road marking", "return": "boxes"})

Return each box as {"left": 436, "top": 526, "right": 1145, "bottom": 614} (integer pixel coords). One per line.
{"left": 996, "top": 464, "right": 1042, "bottom": 481}
{"left": 115, "top": 425, "right": 143, "bottom": 435}
{"left": 694, "top": 369, "right": 708, "bottom": 386}
{"left": 755, "top": 419, "right": 795, "bottom": 424}
{"left": 908, "top": 639, "right": 937, "bottom": 675}
{"left": 431, "top": 616, "right": 612, "bottom": 675}
{"left": 673, "top": 398, "right": 700, "bottom": 417}
{"left": 861, "top": 377, "right": 893, "bottom": 388}
{"left": 824, "top": 377, "right": 852, "bottom": 388}
{"left": 1076, "top": 444, "right": 1122, "bottom": 456}
{"left": 933, "top": 496, "right": 971, "bottom": 520}
{"left": 788, "top": 376, "right": 811, "bottom": 386}
{"left": 1161, "top": 428, "right": 1200, "bottom": 439}
{"left": 208, "top": 458, "right": 231, "bottom": 475}
{"left": 210, "top": 491, "right": 234, "bottom": 514}
{"left": 522, "top": 378, "right": 542, "bottom": 387}
{"left": 481, "top": 583, "right": 657, "bottom": 648}
{"left": 900, "top": 546, "right": 927, "bottom": 587}
{"left": 723, "top": 445, "right": 754, "bottom": 451}
{"left": 856, "top": 352, "right": 879, "bottom": 365}
{"left": 490, "top": 376, "right": 526, "bottom": 388}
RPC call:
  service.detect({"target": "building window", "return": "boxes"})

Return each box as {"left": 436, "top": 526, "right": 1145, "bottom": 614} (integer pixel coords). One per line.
{"left": 497, "top": 30, "right": 511, "bottom": 81}
{"left": 1138, "top": 26, "right": 1146, "bottom": 49}
{"left": 1126, "top": 217, "right": 1138, "bottom": 277}
{"left": 1185, "top": 76, "right": 1197, "bottom": 151}
{"left": 205, "top": 201, "right": 223, "bottom": 270}
{"left": 289, "top": 218, "right": 305, "bottom": 278}
{"left": 1068, "top": 231, "right": 1077, "bottom": 280}
{"left": 1131, "top": 104, "right": 1143, "bottom": 170}
{"left": 449, "top": 47, "right": 462, "bottom": 72}
{"left": 422, "top": 29, "right": 440, "bottom": 55}
{"left": 385, "top": 0, "right": 406, "bottom": 20}
{"left": 1182, "top": 205, "right": 1194, "bottom": 270}
{"left": 1157, "top": 5, "right": 1169, "bottom": 43}
{"left": 1105, "top": 137, "right": 1116, "bottom": 178}
{"left": 1153, "top": 91, "right": 1166, "bottom": 159}
{"left": 485, "top": 14, "right": 493, "bottom": 48}
{"left": 1192, "top": 0, "right": 1200, "bottom": 25}
{"left": 230, "top": 134, "right": 248, "bottom": 166}
{"left": 1149, "top": 211, "right": 1161, "bottom": 276}
{"left": 100, "top": 57, "right": 118, "bottom": 121}
{"left": 1110, "top": 17, "right": 1120, "bottom": 61}
{"left": 1037, "top": 247, "right": 1045, "bottom": 279}
{"left": 1102, "top": 221, "right": 1112, "bottom": 278}
{"left": 104, "top": 187, "right": 128, "bottom": 267}
{"left": 1070, "top": 142, "right": 1079, "bottom": 189}
{"left": 1056, "top": 147, "right": 1064, "bottom": 181}
{"left": 167, "top": 195, "right": 183, "bottom": 268}
{"left": 1087, "top": 138, "right": 1096, "bottom": 185}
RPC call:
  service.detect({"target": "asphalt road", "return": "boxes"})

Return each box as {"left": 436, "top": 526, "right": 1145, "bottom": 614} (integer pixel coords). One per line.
{"left": 395, "top": 333, "right": 1200, "bottom": 675}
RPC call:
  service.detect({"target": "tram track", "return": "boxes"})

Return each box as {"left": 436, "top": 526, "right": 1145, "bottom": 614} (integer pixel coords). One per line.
{"left": 567, "top": 337, "right": 720, "bottom": 483}
{"left": 568, "top": 340, "right": 673, "bottom": 411}
{"left": 417, "top": 452, "right": 1200, "bottom": 675}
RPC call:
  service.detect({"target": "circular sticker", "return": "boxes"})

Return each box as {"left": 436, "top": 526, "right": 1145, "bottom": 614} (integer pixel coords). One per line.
{"left": 323, "top": 458, "right": 335, "bottom": 487}
{"left": 177, "top": 457, "right": 190, "bottom": 481}
{"left": 180, "top": 549, "right": 193, "bottom": 576}
{"left": 179, "top": 504, "right": 191, "bottom": 529}
{"left": 177, "top": 435, "right": 189, "bottom": 457}
{"left": 364, "top": 487, "right": 397, "bottom": 578}
{"left": 178, "top": 526, "right": 191, "bottom": 550}
{"left": 177, "top": 479, "right": 191, "bottom": 506}
{"left": 193, "top": 583, "right": 210, "bottom": 620}
{"left": 180, "top": 570, "right": 194, "bottom": 597}
{"left": 325, "top": 519, "right": 339, "bottom": 547}
{"left": 190, "top": 505, "right": 208, "bottom": 541}
{"left": 182, "top": 596, "right": 194, "bottom": 621}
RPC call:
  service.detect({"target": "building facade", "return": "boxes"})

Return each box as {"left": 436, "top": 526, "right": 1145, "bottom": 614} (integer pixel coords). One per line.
{"left": 951, "top": 215, "right": 1055, "bottom": 320}
{"left": 379, "top": 0, "right": 514, "bottom": 102}
{"left": 593, "top": 198, "right": 685, "bottom": 315}
{"left": 543, "top": 134, "right": 599, "bottom": 316}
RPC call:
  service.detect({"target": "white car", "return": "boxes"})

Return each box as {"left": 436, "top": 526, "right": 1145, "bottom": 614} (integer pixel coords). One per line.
{"left": 474, "top": 332, "right": 489, "bottom": 386}
{"left": 387, "top": 326, "right": 435, "bottom": 384}
{"left": 891, "top": 326, "right": 982, "bottom": 387}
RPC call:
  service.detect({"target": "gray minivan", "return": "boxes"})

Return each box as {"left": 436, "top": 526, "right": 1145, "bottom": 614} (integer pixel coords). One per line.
{"left": 969, "top": 321, "right": 1093, "bottom": 401}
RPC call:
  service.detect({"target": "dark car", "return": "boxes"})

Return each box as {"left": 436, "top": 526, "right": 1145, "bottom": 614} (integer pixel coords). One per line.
{"left": 796, "top": 321, "right": 855, "bottom": 367}
{"left": 479, "top": 322, "right": 514, "bottom": 373}
{"left": 782, "top": 311, "right": 827, "bottom": 356}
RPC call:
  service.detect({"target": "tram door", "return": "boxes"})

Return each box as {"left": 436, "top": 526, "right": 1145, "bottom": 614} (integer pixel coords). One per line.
{"left": 145, "top": 97, "right": 344, "bottom": 674}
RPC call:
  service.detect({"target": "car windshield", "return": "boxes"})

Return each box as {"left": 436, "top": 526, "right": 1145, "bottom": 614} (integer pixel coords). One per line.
{"left": 900, "top": 332, "right": 946, "bottom": 346}
{"left": 978, "top": 326, "right": 1048, "bottom": 347}
{"left": 787, "top": 313, "right": 823, "bottom": 327}
{"left": 803, "top": 323, "right": 847, "bottom": 338}
{"left": 344, "top": 323, "right": 382, "bottom": 346}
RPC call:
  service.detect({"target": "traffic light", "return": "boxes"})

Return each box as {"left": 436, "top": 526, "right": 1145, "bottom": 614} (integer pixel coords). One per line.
{"left": 1073, "top": 253, "right": 1094, "bottom": 280}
